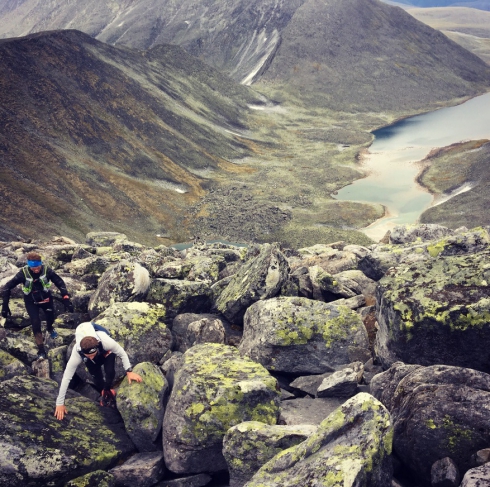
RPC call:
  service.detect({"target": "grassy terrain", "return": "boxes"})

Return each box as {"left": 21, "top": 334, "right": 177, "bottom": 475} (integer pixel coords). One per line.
{"left": 419, "top": 140, "right": 490, "bottom": 228}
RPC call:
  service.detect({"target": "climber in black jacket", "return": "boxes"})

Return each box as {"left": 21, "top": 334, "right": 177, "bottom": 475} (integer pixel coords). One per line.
{"left": 1, "top": 251, "right": 74, "bottom": 360}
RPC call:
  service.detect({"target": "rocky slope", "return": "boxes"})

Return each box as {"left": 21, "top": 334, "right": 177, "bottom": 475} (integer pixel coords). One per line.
{"left": 1, "top": 224, "right": 490, "bottom": 486}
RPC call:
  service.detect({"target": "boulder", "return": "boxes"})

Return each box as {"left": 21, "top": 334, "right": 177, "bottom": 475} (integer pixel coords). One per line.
{"left": 117, "top": 362, "right": 168, "bottom": 452}
{"left": 460, "top": 463, "right": 490, "bottom": 487}
{"left": 389, "top": 224, "right": 454, "bottom": 245}
{"left": 88, "top": 260, "right": 151, "bottom": 318}
{"left": 63, "top": 255, "right": 111, "bottom": 277}
{"left": 376, "top": 245, "right": 490, "bottom": 372}
{"left": 86, "top": 232, "right": 128, "bottom": 247}
{"left": 223, "top": 421, "right": 317, "bottom": 487}
{"left": 369, "top": 362, "right": 423, "bottom": 411}
{"left": 431, "top": 457, "right": 460, "bottom": 487}
{"left": 215, "top": 243, "right": 289, "bottom": 324}
{"left": 371, "top": 363, "right": 490, "bottom": 485}
{"left": 85, "top": 302, "right": 173, "bottom": 379}
{"left": 0, "top": 348, "right": 28, "bottom": 381}
{"left": 245, "top": 393, "right": 393, "bottom": 487}
{"left": 0, "top": 329, "right": 38, "bottom": 364}
{"left": 171, "top": 313, "right": 242, "bottom": 352}
{"left": 154, "top": 474, "right": 212, "bottom": 487}
{"left": 291, "top": 245, "right": 359, "bottom": 274}
{"left": 65, "top": 470, "right": 116, "bottom": 487}
{"left": 0, "top": 375, "right": 134, "bottom": 486}
{"left": 162, "top": 343, "right": 280, "bottom": 474}
{"left": 316, "top": 362, "right": 363, "bottom": 398}
{"left": 108, "top": 452, "right": 165, "bottom": 487}
{"left": 239, "top": 297, "right": 371, "bottom": 374}
{"left": 146, "top": 279, "right": 212, "bottom": 321}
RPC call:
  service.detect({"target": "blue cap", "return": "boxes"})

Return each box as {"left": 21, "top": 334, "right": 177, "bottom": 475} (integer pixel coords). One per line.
{"left": 27, "top": 260, "right": 42, "bottom": 268}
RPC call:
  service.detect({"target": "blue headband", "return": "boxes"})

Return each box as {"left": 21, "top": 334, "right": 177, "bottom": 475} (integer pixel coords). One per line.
{"left": 27, "top": 260, "right": 42, "bottom": 267}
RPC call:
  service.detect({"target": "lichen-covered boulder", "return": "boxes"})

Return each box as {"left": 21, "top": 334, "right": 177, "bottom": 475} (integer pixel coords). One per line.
{"left": 65, "top": 470, "right": 116, "bottom": 487}
{"left": 171, "top": 313, "right": 242, "bottom": 352}
{"left": 146, "top": 279, "right": 212, "bottom": 321}
{"left": 0, "top": 348, "right": 28, "bottom": 381}
{"left": 239, "top": 297, "right": 371, "bottom": 374}
{"left": 88, "top": 260, "right": 151, "bottom": 318}
{"left": 389, "top": 224, "right": 454, "bottom": 245}
{"left": 86, "top": 231, "right": 128, "bottom": 247}
{"left": 245, "top": 393, "right": 393, "bottom": 487}
{"left": 0, "top": 375, "right": 134, "bottom": 486}
{"left": 376, "top": 245, "right": 490, "bottom": 372}
{"left": 63, "top": 255, "right": 111, "bottom": 277}
{"left": 215, "top": 243, "right": 289, "bottom": 324}
{"left": 223, "top": 421, "right": 317, "bottom": 487}
{"left": 290, "top": 245, "right": 359, "bottom": 275}
{"left": 117, "top": 362, "right": 168, "bottom": 452}
{"left": 186, "top": 255, "right": 227, "bottom": 283}
{"left": 0, "top": 329, "right": 38, "bottom": 364}
{"left": 86, "top": 303, "right": 173, "bottom": 376}
{"left": 370, "top": 362, "right": 422, "bottom": 411}
{"left": 1, "top": 298, "right": 30, "bottom": 328}
{"left": 371, "top": 363, "right": 490, "bottom": 485}
{"left": 162, "top": 343, "right": 281, "bottom": 474}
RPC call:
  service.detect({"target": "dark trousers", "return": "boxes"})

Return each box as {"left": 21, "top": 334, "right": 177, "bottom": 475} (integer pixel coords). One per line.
{"left": 24, "top": 295, "right": 55, "bottom": 349}
{"left": 85, "top": 352, "right": 116, "bottom": 392}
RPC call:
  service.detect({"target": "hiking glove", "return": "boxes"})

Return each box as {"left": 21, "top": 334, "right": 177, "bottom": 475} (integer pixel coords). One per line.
{"left": 1, "top": 303, "right": 11, "bottom": 318}
{"left": 63, "top": 296, "right": 74, "bottom": 313}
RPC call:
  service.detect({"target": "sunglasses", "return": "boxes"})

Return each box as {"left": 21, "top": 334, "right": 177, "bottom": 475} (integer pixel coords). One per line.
{"left": 82, "top": 347, "right": 98, "bottom": 355}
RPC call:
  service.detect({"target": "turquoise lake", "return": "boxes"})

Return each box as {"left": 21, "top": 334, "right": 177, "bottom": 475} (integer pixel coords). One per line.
{"left": 334, "top": 92, "right": 490, "bottom": 241}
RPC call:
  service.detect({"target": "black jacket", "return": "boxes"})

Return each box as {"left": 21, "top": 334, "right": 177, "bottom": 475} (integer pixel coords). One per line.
{"left": 1, "top": 265, "right": 69, "bottom": 303}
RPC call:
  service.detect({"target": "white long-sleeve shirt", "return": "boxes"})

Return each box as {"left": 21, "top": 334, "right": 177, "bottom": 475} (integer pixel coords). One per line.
{"left": 56, "top": 325, "right": 132, "bottom": 406}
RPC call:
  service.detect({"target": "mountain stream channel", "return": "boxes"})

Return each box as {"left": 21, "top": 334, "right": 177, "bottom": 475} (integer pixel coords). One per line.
{"left": 334, "top": 91, "right": 490, "bottom": 241}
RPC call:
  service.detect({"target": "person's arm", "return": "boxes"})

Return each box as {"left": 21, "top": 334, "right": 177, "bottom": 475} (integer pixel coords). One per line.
{"left": 47, "top": 268, "right": 69, "bottom": 297}
{"left": 99, "top": 333, "right": 142, "bottom": 384}
{"left": 1, "top": 271, "right": 24, "bottom": 317}
{"left": 55, "top": 348, "right": 83, "bottom": 420}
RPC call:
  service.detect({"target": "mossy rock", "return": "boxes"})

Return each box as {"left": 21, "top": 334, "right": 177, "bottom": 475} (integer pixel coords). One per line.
{"left": 0, "top": 375, "right": 134, "bottom": 486}
{"left": 85, "top": 232, "right": 128, "bottom": 248}
{"left": 65, "top": 470, "right": 116, "bottom": 487}
{"left": 223, "top": 421, "right": 317, "bottom": 487}
{"left": 63, "top": 256, "right": 110, "bottom": 277}
{"left": 376, "top": 246, "right": 490, "bottom": 372}
{"left": 239, "top": 297, "right": 371, "bottom": 374}
{"left": 373, "top": 363, "right": 490, "bottom": 486}
{"left": 0, "top": 348, "right": 28, "bottom": 381}
{"left": 215, "top": 243, "right": 289, "bottom": 325}
{"left": 162, "top": 343, "right": 281, "bottom": 474}
{"left": 117, "top": 362, "right": 168, "bottom": 452}
{"left": 245, "top": 393, "right": 393, "bottom": 487}
{"left": 146, "top": 279, "right": 212, "bottom": 321}
{"left": 88, "top": 302, "right": 173, "bottom": 379}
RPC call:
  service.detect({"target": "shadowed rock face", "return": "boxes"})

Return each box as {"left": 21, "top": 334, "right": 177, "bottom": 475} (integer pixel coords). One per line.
{"left": 0, "top": 30, "right": 261, "bottom": 244}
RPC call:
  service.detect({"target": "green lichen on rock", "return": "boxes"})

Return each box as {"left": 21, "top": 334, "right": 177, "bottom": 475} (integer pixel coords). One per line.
{"left": 65, "top": 470, "right": 116, "bottom": 487}
{"left": 91, "top": 302, "right": 173, "bottom": 372}
{"left": 117, "top": 362, "right": 167, "bottom": 451}
{"left": 162, "top": 343, "right": 280, "bottom": 474}
{"left": 376, "top": 244, "right": 490, "bottom": 370}
{"left": 0, "top": 375, "right": 134, "bottom": 486}
{"left": 240, "top": 297, "right": 370, "bottom": 374}
{"left": 245, "top": 393, "right": 393, "bottom": 487}
{"left": 223, "top": 421, "right": 317, "bottom": 486}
